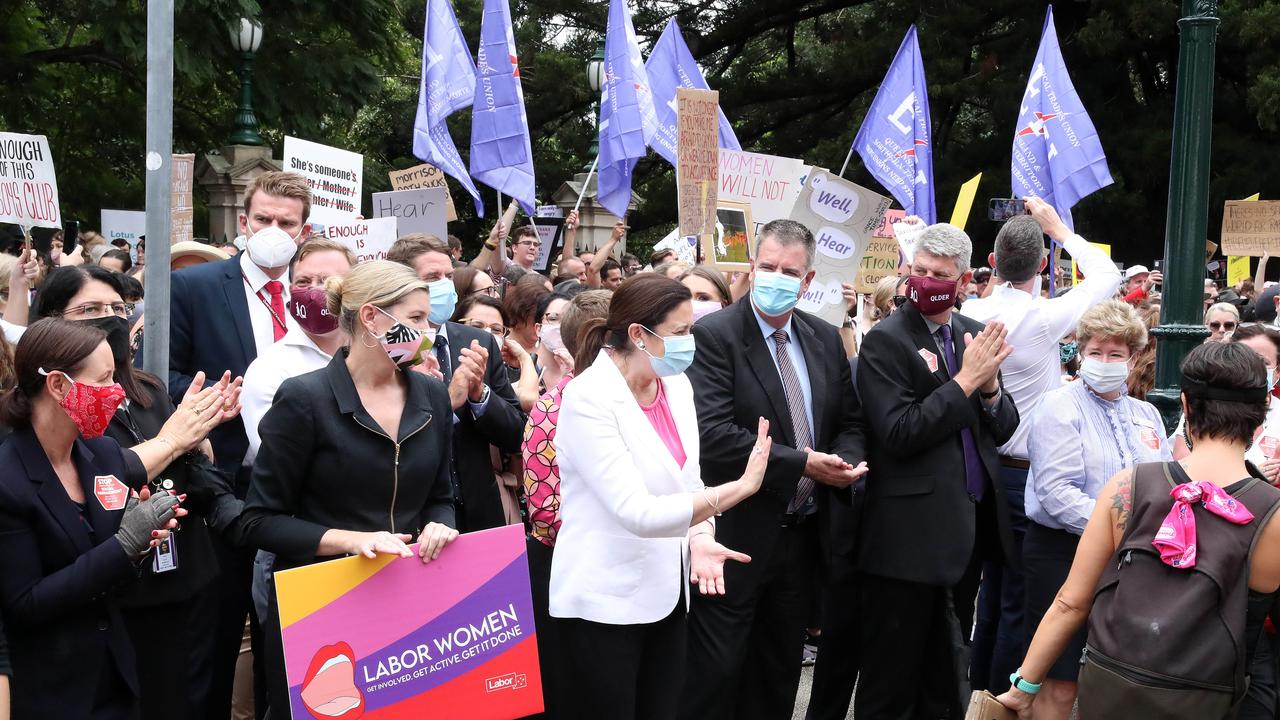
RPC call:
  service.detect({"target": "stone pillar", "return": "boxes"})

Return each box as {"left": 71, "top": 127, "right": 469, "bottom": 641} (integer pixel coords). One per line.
{"left": 551, "top": 171, "right": 641, "bottom": 259}
{"left": 196, "top": 144, "right": 281, "bottom": 242}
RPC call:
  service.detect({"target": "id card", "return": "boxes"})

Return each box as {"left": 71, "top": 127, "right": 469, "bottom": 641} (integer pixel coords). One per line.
{"left": 152, "top": 534, "right": 178, "bottom": 573}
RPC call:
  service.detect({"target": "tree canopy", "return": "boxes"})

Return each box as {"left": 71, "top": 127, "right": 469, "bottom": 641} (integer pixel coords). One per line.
{"left": 4, "top": 0, "right": 1280, "bottom": 265}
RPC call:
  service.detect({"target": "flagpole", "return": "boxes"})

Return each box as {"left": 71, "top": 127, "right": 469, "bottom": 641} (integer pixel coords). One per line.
{"left": 573, "top": 156, "right": 600, "bottom": 215}
{"left": 838, "top": 143, "right": 855, "bottom": 177}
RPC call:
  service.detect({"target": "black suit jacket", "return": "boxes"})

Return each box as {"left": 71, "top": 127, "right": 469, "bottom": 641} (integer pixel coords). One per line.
{"left": 688, "top": 297, "right": 868, "bottom": 596}
{"left": 855, "top": 305, "right": 1019, "bottom": 586}
{"left": 166, "top": 256, "right": 260, "bottom": 473}
{"left": 436, "top": 321, "right": 524, "bottom": 532}
{"left": 0, "top": 428, "right": 146, "bottom": 717}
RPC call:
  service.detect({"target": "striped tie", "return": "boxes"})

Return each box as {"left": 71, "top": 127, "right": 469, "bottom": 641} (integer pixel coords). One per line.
{"left": 773, "top": 329, "right": 815, "bottom": 512}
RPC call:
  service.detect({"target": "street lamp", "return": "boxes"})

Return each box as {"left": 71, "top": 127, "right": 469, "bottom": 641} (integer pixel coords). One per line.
{"left": 585, "top": 40, "right": 605, "bottom": 170}
{"left": 228, "top": 17, "right": 265, "bottom": 146}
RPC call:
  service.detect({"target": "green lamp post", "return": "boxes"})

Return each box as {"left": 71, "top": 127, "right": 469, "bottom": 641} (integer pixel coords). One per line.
{"left": 1148, "top": 0, "right": 1219, "bottom": 431}
{"left": 228, "top": 18, "right": 265, "bottom": 146}
{"left": 585, "top": 40, "right": 605, "bottom": 171}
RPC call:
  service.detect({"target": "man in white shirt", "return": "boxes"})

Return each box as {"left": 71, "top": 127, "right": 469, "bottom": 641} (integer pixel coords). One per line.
{"left": 959, "top": 195, "right": 1121, "bottom": 691}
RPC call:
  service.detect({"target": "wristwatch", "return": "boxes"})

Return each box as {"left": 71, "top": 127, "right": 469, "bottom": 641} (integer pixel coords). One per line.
{"left": 1009, "top": 671, "right": 1041, "bottom": 695}
{"left": 980, "top": 387, "right": 1001, "bottom": 400}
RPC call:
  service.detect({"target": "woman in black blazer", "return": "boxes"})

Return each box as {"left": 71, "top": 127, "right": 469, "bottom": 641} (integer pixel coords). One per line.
{"left": 241, "top": 260, "right": 460, "bottom": 714}
{"left": 0, "top": 319, "right": 199, "bottom": 720}
{"left": 34, "top": 265, "right": 244, "bottom": 720}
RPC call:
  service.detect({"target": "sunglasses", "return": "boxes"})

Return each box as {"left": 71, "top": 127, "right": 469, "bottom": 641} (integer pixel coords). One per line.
{"left": 1208, "top": 321, "right": 1238, "bottom": 332}
{"left": 892, "top": 295, "right": 909, "bottom": 309}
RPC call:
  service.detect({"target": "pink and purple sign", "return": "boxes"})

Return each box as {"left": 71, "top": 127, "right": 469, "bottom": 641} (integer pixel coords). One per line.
{"left": 274, "top": 524, "right": 543, "bottom": 719}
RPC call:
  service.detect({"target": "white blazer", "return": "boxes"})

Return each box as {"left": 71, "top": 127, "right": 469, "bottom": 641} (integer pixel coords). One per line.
{"left": 549, "top": 350, "right": 702, "bottom": 625}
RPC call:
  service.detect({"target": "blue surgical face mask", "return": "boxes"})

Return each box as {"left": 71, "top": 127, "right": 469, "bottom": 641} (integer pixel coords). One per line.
{"left": 752, "top": 271, "right": 803, "bottom": 317}
{"left": 427, "top": 278, "right": 457, "bottom": 326}
{"left": 640, "top": 326, "right": 696, "bottom": 377}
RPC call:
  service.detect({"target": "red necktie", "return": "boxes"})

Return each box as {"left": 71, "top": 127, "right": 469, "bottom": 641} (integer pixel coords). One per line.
{"left": 264, "top": 280, "right": 287, "bottom": 342}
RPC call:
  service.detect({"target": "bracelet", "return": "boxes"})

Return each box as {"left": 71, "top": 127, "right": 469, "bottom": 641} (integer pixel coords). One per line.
{"left": 700, "top": 486, "right": 722, "bottom": 517}
{"left": 690, "top": 530, "right": 714, "bottom": 543}
{"left": 1009, "top": 671, "right": 1041, "bottom": 695}
{"left": 484, "top": 243, "right": 497, "bottom": 251}
{"left": 980, "top": 387, "right": 1001, "bottom": 400}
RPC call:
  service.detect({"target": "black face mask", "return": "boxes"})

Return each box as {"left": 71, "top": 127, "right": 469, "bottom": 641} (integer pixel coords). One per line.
{"left": 83, "top": 315, "right": 132, "bottom": 366}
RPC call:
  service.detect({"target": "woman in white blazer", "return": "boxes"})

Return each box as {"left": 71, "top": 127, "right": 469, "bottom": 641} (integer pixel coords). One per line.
{"left": 550, "top": 274, "right": 772, "bottom": 720}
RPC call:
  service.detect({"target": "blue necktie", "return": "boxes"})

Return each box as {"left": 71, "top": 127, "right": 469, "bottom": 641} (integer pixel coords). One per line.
{"left": 938, "top": 323, "right": 986, "bottom": 502}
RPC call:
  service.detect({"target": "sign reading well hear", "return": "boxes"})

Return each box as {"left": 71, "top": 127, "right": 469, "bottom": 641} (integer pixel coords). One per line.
{"left": 284, "top": 136, "right": 363, "bottom": 226}
{"left": 0, "top": 132, "right": 61, "bottom": 228}
{"left": 789, "top": 170, "right": 891, "bottom": 327}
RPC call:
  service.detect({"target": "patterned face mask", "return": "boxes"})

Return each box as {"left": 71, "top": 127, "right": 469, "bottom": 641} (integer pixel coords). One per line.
{"left": 375, "top": 308, "right": 435, "bottom": 371}
{"left": 1059, "top": 340, "right": 1079, "bottom": 365}
{"left": 39, "top": 369, "right": 126, "bottom": 438}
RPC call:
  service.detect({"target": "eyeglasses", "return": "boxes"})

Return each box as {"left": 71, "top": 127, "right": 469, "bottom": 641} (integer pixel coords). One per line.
{"left": 542, "top": 313, "right": 562, "bottom": 324}
{"left": 59, "top": 302, "right": 134, "bottom": 319}
{"left": 470, "top": 285, "right": 500, "bottom": 298}
{"left": 892, "top": 295, "right": 909, "bottom": 309}
{"left": 515, "top": 240, "right": 542, "bottom": 249}
{"left": 459, "top": 319, "right": 509, "bottom": 338}
{"left": 1208, "top": 321, "right": 1238, "bottom": 332}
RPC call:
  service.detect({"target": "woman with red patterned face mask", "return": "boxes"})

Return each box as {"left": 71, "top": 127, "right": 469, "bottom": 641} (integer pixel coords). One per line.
{"left": 0, "top": 318, "right": 207, "bottom": 719}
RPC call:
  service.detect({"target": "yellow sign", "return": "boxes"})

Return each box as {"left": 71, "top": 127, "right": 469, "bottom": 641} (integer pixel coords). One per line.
{"left": 950, "top": 173, "right": 982, "bottom": 230}
{"left": 1072, "top": 242, "right": 1111, "bottom": 286}
{"left": 1228, "top": 255, "right": 1251, "bottom": 287}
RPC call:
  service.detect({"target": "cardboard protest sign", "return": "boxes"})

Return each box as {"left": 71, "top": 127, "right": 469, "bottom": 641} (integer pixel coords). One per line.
{"left": 275, "top": 525, "right": 542, "bottom": 720}
{"left": 373, "top": 188, "right": 448, "bottom": 241}
{"left": 790, "top": 171, "right": 891, "bottom": 327}
{"left": 677, "top": 88, "right": 719, "bottom": 237}
{"left": 1221, "top": 200, "right": 1280, "bottom": 256}
{"left": 101, "top": 209, "right": 147, "bottom": 245}
{"left": 325, "top": 217, "right": 399, "bottom": 264}
{"left": 0, "top": 132, "right": 61, "bottom": 229}
{"left": 389, "top": 163, "right": 458, "bottom": 221}
{"left": 1228, "top": 255, "right": 1251, "bottom": 288}
{"left": 856, "top": 237, "right": 902, "bottom": 294}
{"left": 702, "top": 201, "right": 754, "bottom": 272}
{"left": 531, "top": 218, "right": 565, "bottom": 276}
{"left": 171, "top": 153, "right": 195, "bottom": 245}
{"left": 284, "top": 136, "right": 363, "bottom": 226}
{"left": 718, "top": 149, "right": 808, "bottom": 233}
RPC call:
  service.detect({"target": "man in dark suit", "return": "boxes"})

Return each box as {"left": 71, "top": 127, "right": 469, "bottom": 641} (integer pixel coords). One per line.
{"left": 387, "top": 236, "right": 525, "bottom": 532}
{"left": 680, "top": 219, "right": 869, "bottom": 720}
{"left": 854, "top": 222, "right": 1019, "bottom": 719}
{"left": 166, "top": 169, "right": 312, "bottom": 720}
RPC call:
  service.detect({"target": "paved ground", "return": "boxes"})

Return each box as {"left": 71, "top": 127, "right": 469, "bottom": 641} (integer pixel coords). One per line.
{"left": 792, "top": 666, "right": 856, "bottom": 720}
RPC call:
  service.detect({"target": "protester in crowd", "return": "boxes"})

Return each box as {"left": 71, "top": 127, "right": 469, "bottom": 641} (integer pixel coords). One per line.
{"left": 999, "top": 342, "right": 1280, "bottom": 719}
{"left": 1, "top": 246, "right": 38, "bottom": 344}
{"left": 131, "top": 237, "right": 146, "bottom": 276}
{"left": 241, "top": 260, "right": 459, "bottom": 714}
{"left": 505, "top": 226, "right": 542, "bottom": 272}
{"left": 1127, "top": 304, "right": 1162, "bottom": 400}
{"left": 521, "top": 288, "right": 610, "bottom": 716}
{"left": 559, "top": 256, "right": 588, "bottom": 284}
{"left": 98, "top": 248, "right": 133, "bottom": 274}
{"left": 34, "top": 263, "right": 246, "bottom": 718}
{"left": 60, "top": 230, "right": 105, "bottom": 267}
{"left": 241, "top": 238, "right": 355, "bottom": 464}
{"left": 1120, "top": 264, "right": 1162, "bottom": 306}
{"left": 869, "top": 274, "right": 908, "bottom": 328}
{"left": 600, "top": 258, "right": 625, "bottom": 290}
{"left": 0, "top": 319, "right": 189, "bottom": 718}
{"left": 959, "top": 197, "right": 1121, "bottom": 692}
{"left": 681, "top": 219, "right": 868, "bottom": 720}
{"left": 650, "top": 248, "right": 677, "bottom": 268}
{"left": 535, "top": 291, "right": 573, "bottom": 394}
{"left": 973, "top": 266, "right": 993, "bottom": 298}
{"left": 168, "top": 240, "right": 230, "bottom": 271}
{"left": 654, "top": 260, "right": 691, "bottom": 280}
{"left": 166, "top": 169, "right": 312, "bottom": 720}
{"left": 1020, "top": 300, "right": 1170, "bottom": 718}
{"left": 1060, "top": 333, "right": 1081, "bottom": 381}
{"left": 852, "top": 222, "right": 1018, "bottom": 718}
{"left": 446, "top": 233, "right": 463, "bottom": 262}
{"left": 1205, "top": 301, "right": 1241, "bottom": 343}
{"left": 1231, "top": 324, "right": 1280, "bottom": 484}
{"left": 469, "top": 209, "right": 512, "bottom": 275}
{"left": 622, "top": 253, "right": 641, "bottom": 277}
{"left": 504, "top": 273, "right": 552, "bottom": 360}
{"left": 551, "top": 273, "right": 772, "bottom": 719}
{"left": 679, "top": 265, "right": 732, "bottom": 323}
{"left": 452, "top": 265, "right": 500, "bottom": 300}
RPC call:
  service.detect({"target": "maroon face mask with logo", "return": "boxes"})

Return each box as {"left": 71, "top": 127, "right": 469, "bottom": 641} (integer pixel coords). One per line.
{"left": 288, "top": 285, "right": 340, "bottom": 335}
{"left": 906, "top": 274, "right": 959, "bottom": 316}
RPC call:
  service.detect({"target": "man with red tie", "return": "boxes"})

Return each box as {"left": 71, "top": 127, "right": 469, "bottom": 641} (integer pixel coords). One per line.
{"left": 165, "top": 170, "right": 312, "bottom": 720}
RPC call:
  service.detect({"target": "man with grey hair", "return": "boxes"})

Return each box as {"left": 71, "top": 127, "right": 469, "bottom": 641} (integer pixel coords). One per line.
{"left": 959, "top": 197, "right": 1121, "bottom": 693}
{"left": 681, "top": 218, "right": 869, "bottom": 720}
{"left": 853, "top": 221, "right": 1020, "bottom": 717}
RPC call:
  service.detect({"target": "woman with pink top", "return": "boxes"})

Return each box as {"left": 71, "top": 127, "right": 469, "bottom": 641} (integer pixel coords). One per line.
{"left": 549, "top": 274, "right": 772, "bottom": 720}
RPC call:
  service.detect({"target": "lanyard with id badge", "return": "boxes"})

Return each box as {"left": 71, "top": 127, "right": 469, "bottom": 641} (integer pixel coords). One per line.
{"left": 119, "top": 403, "right": 180, "bottom": 574}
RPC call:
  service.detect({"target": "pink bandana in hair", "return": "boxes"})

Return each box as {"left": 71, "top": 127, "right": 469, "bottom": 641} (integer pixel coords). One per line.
{"left": 1153, "top": 482, "right": 1254, "bottom": 569}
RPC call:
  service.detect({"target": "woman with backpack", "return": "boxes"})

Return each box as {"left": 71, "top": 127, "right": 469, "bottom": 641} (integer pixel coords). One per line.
{"left": 999, "top": 342, "right": 1280, "bottom": 718}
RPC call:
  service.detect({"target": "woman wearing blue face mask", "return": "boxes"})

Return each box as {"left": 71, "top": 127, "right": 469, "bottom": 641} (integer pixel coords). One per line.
{"left": 1021, "top": 300, "right": 1172, "bottom": 719}
{"left": 551, "top": 274, "right": 773, "bottom": 720}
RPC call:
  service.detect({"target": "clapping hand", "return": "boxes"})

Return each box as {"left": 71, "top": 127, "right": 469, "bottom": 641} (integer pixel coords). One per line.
{"left": 956, "top": 321, "right": 1013, "bottom": 396}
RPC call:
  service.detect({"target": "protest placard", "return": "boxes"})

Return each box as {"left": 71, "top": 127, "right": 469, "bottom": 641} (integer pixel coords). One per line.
{"left": 701, "top": 201, "right": 754, "bottom": 272}
{"left": 677, "top": 88, "right": 719, "bottom": 237}
{"left": 531, "top": 218, "right": 565, "bottom": 276}
{"left": 0, "top": 132, "right": 61, "bottom": 229}
{"left": 275, "top": 525, "right": 542, "bottom": 720}
{"left": 101, "top": 209, "right": 147, "bottom": 245}
{"left": 1228, "top": 255, "right": 1251, "bottom": 287}
{"left": 284, "top": 136, "right": 363, "bottom": 226}
{"left": 718, "top": 149, "right": 808, "bottom": 233}
{"left": 535, "top": 205, "right": 563, "bottom": 218}
{"left": 873, "top": 208, "right": 907, "bottom": 239}
{"left": 1072, "top": 242, "right": 1111, "bottom": 286}
{"left": 790, "top": 170, "right": 891, "bottom": 327}
{"left": 1221, "top": 200, "right": 1280, "bottom": 256}
{"left": 171, "top": 153, "right": 195, "bottom": 245}
{"left": 856, "top": 237, "right": 902, "bottom": 294}
{"left": 389, "top": 163, "right": 458, "bottom": 221}
{"left": 373, "top": 188, "right": 448, "bottom": 241}
{"left": 325, "top": 217, "right": 399, "bottom": 264}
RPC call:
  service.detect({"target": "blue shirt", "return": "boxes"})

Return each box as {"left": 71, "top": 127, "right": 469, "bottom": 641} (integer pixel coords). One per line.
{"left": 753, "top": 305, "right": 814, "bottom": 435}
{"left": 1026, "top": 380, "right": 1172, "bottom": 534}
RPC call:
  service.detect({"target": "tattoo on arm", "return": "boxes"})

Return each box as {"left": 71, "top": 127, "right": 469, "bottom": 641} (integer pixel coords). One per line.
{"left": 1112, "top": 476, "right": 1133, "bottom": 532}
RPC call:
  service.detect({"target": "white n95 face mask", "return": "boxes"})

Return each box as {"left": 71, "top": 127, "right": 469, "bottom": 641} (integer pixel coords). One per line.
{"left": 246, "top": 225, "right": 299, "bottom": 268}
